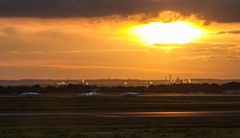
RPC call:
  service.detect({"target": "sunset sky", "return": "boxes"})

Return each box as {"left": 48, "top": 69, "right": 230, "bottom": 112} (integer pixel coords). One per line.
{"left": 0, "top": 0, "right": 240, "bottom": 79}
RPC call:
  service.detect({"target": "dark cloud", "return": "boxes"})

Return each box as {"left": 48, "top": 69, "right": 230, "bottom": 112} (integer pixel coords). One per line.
{"left": 0, "top": 0, "right": 239, "bottom": 22}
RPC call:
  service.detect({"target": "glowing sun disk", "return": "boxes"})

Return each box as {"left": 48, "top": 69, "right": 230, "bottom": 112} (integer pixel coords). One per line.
{"left": 133, "top": 22, "right": 203, "bottom": 44}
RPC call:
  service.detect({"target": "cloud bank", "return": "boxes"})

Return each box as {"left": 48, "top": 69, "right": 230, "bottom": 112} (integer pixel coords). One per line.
{"left": 0, "top": 0, "right": 239, "bottom": 22}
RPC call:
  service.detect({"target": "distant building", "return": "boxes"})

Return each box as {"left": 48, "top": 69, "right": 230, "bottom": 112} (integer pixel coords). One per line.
{"left": 174, "top": 78, "right": 193, "bottom": 84}
{"left": 175, "top": 77, "right": 183, "bottom": 84}
{"left": 81, "top": 79, "right": 89, "bottom": 85}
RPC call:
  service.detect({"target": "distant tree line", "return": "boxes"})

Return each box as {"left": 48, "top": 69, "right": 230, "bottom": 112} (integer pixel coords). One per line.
{"left": 0, "top": 82, "right": 240, "bottom": 95}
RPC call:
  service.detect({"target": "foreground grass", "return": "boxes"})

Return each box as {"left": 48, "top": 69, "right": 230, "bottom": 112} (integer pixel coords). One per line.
{"left": 0, "top": 128, "right": 240, "bottom": 138}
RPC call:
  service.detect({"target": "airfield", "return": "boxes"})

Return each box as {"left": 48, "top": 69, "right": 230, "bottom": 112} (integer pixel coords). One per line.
{"left": 0, "top": 93, "right": 240, "bottom": 137}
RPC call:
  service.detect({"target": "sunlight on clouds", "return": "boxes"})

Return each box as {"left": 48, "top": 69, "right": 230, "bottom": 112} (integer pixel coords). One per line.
{"left": 117, "top": 11, "right": 209, "bottom": 50}
{"left": 0, "top": 11, "right": 240, "bottom": 79}
{"left": 131, "top": 21, "right": 203, "bottom": 45}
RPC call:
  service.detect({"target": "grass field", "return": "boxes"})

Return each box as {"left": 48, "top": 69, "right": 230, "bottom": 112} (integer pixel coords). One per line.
{"left": 0, "top": 95, "right": 239, "bottom": 112}
{"left": 0, "top": 128, "right": 240, "bottom": 138}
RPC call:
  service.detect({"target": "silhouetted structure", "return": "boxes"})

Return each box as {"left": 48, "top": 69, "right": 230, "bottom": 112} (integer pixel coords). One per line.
{"left": 0, "top": 82, "right": 240, "bottom": 95}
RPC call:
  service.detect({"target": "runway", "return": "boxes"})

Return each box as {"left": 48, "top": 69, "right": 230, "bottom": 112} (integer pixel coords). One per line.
{"left": 0, "top": 111, "right": 239, "bottom": 128}
{"left": 0, "top": 111, "right": 240, "bottom": 118}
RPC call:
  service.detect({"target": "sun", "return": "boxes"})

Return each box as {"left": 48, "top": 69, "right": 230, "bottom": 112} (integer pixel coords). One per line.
{"left": 132, "top": 21, "right": 203, "bottom": 45}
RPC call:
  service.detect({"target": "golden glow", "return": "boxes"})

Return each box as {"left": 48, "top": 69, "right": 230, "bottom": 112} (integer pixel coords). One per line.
{"left": 132, "top": 21, "right": 203, "bottom": 44}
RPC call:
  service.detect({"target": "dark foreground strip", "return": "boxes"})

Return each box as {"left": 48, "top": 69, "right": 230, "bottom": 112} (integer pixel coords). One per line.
{"left": 0, "top": 111, "right": 239, "bottom": 128}
{"left": 0, "top": 111, "right": 240, "bottom": 118}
